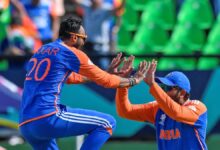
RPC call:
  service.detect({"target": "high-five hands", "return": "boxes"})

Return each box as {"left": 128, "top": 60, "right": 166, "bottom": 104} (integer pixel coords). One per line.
{"left": 118, "top": 55, "right": 135, "bottom": 78}
{"left": 133, "top": 61, "right": 148, "bottom": 85}
{"left": 144, "top": 59, "right": 157, "bottom": 86}
{"left": 108, "top": 53, "right": 158, "bottom": 87}
{"left": 107, "top": 52, "right": 125, "bottom": 75}
{"left": 108, "top": 53, "right": 134, "bottom": 77}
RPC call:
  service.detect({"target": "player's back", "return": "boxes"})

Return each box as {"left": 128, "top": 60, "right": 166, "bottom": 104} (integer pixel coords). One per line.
{"left": 20, "top": 39, "right": 80, "bottom": 124}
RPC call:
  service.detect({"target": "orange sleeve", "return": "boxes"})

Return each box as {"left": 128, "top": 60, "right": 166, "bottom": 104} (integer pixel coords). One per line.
{"left": 66, "top": 72, "right": 86, "bottom": 84}
{"left": 69, "top": 47, "right": 120, "bottom": 88}
{"left": 150, "top": 82, "right": 207, "bottom": 125}
{"left": 116, "top": 88, "right": 159, "bottom": 123}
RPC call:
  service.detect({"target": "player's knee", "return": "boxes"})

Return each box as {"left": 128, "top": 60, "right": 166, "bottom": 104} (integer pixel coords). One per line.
{"left": 105, "top": 114, "right": 116, "bottom": 132}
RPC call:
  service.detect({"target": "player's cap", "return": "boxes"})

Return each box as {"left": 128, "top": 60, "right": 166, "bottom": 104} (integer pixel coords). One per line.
{"left": 155, "top": 71, "right": 191, "bottom": 93}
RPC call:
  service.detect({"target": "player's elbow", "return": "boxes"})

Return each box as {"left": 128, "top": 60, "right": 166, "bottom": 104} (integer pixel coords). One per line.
{"left": 118, "top": 112, "right": 126, "bottom": 119}
{"left": 116, "top": 108, "right": 124, "bottom": 117}
{"left": 116, "top": 109, "right": 130, "bottom": 119}
{"left": 118, "top": 113, "right": 128, "bottom": 119}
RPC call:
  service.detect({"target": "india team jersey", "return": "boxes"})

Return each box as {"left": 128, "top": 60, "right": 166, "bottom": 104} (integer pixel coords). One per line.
{"left": 19, "top": 39, "right": 120, "bottom": 126}
{"left": 116, "top": 83, "right": 208, "bottom": 150}
{"left": 155, "top": 103, "right": 207, "bottom": 150}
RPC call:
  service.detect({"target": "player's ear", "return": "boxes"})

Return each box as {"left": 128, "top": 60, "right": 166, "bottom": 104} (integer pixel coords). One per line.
{"left": 71, "top": 35, "right": 78, "bottom": 43}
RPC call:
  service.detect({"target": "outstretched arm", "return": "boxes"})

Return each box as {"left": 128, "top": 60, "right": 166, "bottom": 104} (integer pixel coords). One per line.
{"left": 66, "top": 53, "right": 131, "bottom": 84}
{"left": 116, "top": 87, "right": 158, "bottom": 123}
{"left": 149, "top": 83, "right": 207, "bottom": 125}
{"left": 62, "top": 44, "right": 147, "bottom": 88}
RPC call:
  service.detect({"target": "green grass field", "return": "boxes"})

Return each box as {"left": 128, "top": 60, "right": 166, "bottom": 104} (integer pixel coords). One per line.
{"left": 0, "top": 134, "right": 220, "bottom": 150}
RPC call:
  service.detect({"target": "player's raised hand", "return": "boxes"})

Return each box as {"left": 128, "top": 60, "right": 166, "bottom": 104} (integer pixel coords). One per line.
{"left": 144, "top": 59, "right": 157, "bottom": 86}
{"left": 118, "top": 55, "right": 134, "bottom": 77}
{"left": 107, "top": 52, "right": 125, "bottom": 74}
{"left": 133, "top": 61, "right": 148, "bottom": 85}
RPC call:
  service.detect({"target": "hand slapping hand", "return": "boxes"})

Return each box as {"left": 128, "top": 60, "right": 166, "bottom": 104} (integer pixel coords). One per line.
{"left": 144, "top": 59, "right": 157, "bottom": 86}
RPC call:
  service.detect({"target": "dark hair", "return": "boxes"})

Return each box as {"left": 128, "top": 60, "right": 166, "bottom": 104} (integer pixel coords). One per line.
{"left": 59, "top": 16, "right": 82, "bottom": 40}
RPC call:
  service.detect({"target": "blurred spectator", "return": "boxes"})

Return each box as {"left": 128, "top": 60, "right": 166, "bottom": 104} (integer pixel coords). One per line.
{"left": 211, "top": 0, "right": 220, "bottom": 17}
{"left": 108, "top": 0, "right": 124, "bottom": 52}
{"left": 176, "top": 0, "right": 185, "bottom": 14}
{"left": 6, "top": 0, "right": 42, "bottom": 55}
{"left": 13, "top": 0, "right": 62, "bottom": 44}
{"left": 73, "top": 0, "right": 125, "bottom": 69}
{"left": 7, "top": 13, "right": 42, "bottom": 55}
{"left": 0, "top": 0, "right": 10, "bottom": 54}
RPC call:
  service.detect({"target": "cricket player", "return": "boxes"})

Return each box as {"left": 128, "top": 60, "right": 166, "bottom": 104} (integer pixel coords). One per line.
{"left": 116, "top": 60, "right": 208, "bottom": 150}
{"left": 19, "top": 16, "right": 147, "bottom": 150}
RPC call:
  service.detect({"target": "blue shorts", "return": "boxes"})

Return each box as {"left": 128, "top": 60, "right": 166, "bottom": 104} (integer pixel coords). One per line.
{"left": 19, "top": 105, "right": 116, "bottom": 150}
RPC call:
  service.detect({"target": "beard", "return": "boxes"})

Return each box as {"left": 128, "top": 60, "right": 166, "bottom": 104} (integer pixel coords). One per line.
{"left": 170, "top": 95, "right": 185, "bottom": 105}
{"left": 172, "top": 96, "right": 179, "bottom": 103}
{"left": 73, "top": 42, "right": 83, "bottom": 50}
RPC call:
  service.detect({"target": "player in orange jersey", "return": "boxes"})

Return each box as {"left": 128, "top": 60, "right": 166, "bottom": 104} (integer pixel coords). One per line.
{"left": 115, "top": 59, "right": 208, "bottom": 150}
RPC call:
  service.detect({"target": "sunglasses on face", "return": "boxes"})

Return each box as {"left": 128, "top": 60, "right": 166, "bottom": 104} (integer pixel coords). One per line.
{"left": 159, "top": 84, "right": 179, "bottom": 92}
{"left": 68, "top": 32, "right": 88, "bottom": 42}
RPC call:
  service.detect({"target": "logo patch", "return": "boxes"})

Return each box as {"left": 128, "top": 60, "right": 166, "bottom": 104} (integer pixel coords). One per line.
{"left": 159, "top": 114, "right": 166, "bottom": 126}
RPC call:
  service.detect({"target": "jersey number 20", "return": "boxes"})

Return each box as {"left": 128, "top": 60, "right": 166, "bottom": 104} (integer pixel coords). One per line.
{"left": 26, "top": 58, "right": 51, "bottom": 81}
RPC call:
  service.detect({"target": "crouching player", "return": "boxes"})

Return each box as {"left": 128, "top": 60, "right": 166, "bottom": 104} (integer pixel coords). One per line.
{"left": 116, "top": 59, "right": 208, "bottom": 150}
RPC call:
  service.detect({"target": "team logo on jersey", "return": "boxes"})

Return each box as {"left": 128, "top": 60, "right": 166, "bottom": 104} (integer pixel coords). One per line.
{"left": 159, "top": 114, "right": 166, "bottom": 126}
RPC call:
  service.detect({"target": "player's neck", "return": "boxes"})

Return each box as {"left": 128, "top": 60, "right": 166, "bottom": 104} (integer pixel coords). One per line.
{"left": 62, "top": 40, "right": 75, "bottom": 48}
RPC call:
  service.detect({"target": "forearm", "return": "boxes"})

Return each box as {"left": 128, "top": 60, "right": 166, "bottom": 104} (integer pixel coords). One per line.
{"left": 150, "top": 82, "right": 182, "bottom": 117}
{"left": 116, "top": 88, "right": 131, "bottom": 117}
{"left": 80, "top": 64, "right": 136, "bottom": 88}
{"left": 116, "top": 88, "right": 155, "bottom": 122}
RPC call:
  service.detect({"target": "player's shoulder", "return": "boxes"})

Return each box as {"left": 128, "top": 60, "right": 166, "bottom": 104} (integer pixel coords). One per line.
{"left": 69, "top": 47, "right": 89, "bottom": 60}
{"left": 55, "top": 40, "right": 83, "bottom": 55}
{"left": 185, "top": 100, "right": 207, "bottom": 113}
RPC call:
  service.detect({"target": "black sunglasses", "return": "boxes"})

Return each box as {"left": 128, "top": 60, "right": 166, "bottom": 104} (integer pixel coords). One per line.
{"left": 159, "top": 84, "right": 180, "bottom": 92}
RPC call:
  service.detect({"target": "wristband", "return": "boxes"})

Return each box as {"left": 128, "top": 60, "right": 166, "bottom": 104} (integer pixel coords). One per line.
{"left": 129, "top": 78, "right": 136, "bottom": 86}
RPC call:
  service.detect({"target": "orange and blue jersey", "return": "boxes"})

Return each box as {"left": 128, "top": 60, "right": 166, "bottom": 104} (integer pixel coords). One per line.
{"left": 116, "top": 82, "right": 207, "bottom": 150}
{"left": 19, "top": 39, "right": 120, "bottom": 126}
